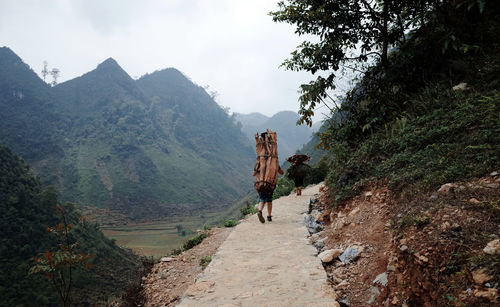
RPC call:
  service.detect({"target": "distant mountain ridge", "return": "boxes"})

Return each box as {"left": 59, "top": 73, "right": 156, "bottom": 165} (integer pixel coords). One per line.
{"left": 0, "top": 47, "right": 253, "bottom": 221}
{"left": 234, "top": 110, "right": 315, "bottom": 160}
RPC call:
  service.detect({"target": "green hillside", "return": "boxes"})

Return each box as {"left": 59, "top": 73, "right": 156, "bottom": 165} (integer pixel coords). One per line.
{"left": 274, "top": 1, "right": 500, "bottom": 305}
{"left": 0, "top": 143, "right": 141, "bottom": 306}
{"left": 0, "top": 48, "right": 254, "bottom": 221}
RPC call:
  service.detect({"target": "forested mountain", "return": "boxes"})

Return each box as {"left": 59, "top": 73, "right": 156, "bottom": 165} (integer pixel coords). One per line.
{"left": 0, "top": 143, "right": 140, "bottom": 305}
{"left": 0, "top": 47, "right": 254, "bottom": 221}
{"left": 234, "top": 110, "right": 313, "bottom": 160}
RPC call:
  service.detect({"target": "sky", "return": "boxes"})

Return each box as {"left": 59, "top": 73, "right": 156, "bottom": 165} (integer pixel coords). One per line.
{"left": 0, "top": 0, "right": 332, "bottom": 123}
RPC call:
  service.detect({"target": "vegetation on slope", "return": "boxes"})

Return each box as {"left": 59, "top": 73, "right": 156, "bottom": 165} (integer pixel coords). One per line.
{"left": 0, "top": 143, "right": 141, "bottom": 306}
{"left": 0, "top": 49, "right": 254, "bottom": 221}
{"left": 273, "top": 0, "right": 500, "bottom": 203}
{"left": 274, "top": 0, "right": 500, "bottom": 305}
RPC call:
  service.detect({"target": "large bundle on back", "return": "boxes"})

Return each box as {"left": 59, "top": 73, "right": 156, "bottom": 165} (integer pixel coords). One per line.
{"left": 253, "top": 129, "right": 279, "bottom": 193}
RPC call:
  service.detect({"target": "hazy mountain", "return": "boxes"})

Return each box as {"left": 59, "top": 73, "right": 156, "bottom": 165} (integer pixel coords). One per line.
{"left": 0, "top": 47, "right": 253, "bottom": 221}
{"left": 234, "top": 110, "right": 314, "bottom": 160}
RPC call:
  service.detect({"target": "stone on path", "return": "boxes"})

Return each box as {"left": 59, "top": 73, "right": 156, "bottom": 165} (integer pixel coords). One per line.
{"left": 177, "top": 184, "right": 337, "bottom": 306}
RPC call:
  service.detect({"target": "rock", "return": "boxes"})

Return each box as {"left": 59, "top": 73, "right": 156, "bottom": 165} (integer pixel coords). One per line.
{"left": 335, "top": 280, "right": 349, "bottom": 289}
{"left": 161, "top": 257, "right": 174, "bottom": 262}
{"left": 452, "top": 82, "right": 468, "bottom": 91}
{"left": 491, "top": 171, "right": 499, "bottom": 177}
{"left": 333, "top": 267, "right": 346, "bottom": 279}
{"left": 365, "top": 191, "right": 373, "bottom": 197}
{"left": 304, "top": 214, "right": 323, "bottom": 234}
{"left": 373, "top": 272, "right": 388, "bottom": 287}
{"left": 415, "top": 253, "right": 428, "bottom": 263}
{"left": 339, "top": 247, "right": 361, "bottom": 264}
{"left": 310, "top": 232, "right": 322, "bottom": 242}
{"left": 441, "top": 221, "right": 451, "bottom": 230}
{"left": 318, "top": 249, "right": 343, "bottom": 263}
{"left": 314, "top": 239, "right": 325, "bottom": 250}
{"left": 472, "top": 268, "right": 492, "bottom": 284}
{"left": 469, "top": 198, "right": 481, "bottom": 204}
{"left": 349, "top": 207, "right": 360, "bottom": 216}
{"left": 399, "top": 245, "right": 408, "bottom": 252}
{"left": 160, "top": 269, "right": 169, "bottom": 279}
{"left": 367, "top": 286, "right": 381, "bottom": 304}
{"left": 484, "top": 239, "right": 500, "bottom": 255}
{"left": 473, "top": 288, "right": 498, "bottom": 303}
{"left": 438, "top": 183, "right": 456, "bottom": 194}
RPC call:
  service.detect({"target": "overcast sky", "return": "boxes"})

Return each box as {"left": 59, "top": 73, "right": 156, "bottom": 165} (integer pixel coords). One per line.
{"left": 0, "top": 0, "right": 332, "bottom": 123}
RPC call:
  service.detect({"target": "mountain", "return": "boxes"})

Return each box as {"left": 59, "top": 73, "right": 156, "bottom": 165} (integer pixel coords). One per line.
{"left": 0, "top": 142, "right": 140, "bottom": 305}
{"left": 234, "top": 110, "right": 314, "bottom": 160}
{"left": 0, "top": 47, "right": 254, "bottom": 221}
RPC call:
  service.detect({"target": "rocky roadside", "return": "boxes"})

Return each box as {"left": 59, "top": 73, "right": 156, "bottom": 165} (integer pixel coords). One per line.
{"left": 306, "top": 172, "right": 499, "bottom": 306}
{"left": 141, "top": 227, "right": 232, "bottom": 306}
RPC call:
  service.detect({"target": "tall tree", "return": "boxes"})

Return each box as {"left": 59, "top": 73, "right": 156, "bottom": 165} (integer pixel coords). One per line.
{"left": 50, "top": 68, "right": 60, "bottom": 86}
{"left": 41, "top": 61, "right": 49, "bottom": 82}
{"left": 270, "top": 0, "right": 439, "bottom": 126}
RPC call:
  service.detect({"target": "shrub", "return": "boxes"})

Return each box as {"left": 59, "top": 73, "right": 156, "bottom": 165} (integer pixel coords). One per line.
{"left": 200, "top": 256, "right": 212, "bottom": 269}
{"left": 182, "top": 232, "right": 209, "bottom": 250}
{"left": 240, "top": 200, "right": 258, "bottom": 217}
{"left": 223, "top": 220, "right": 238, "bottom": 227}
{"left": 273, "top": 177, "right": 295, "bottom": 199}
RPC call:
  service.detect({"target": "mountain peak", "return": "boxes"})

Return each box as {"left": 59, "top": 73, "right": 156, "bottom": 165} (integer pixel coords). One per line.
{"left": 97, "top": 57, "right": 119, "bottom": 69}
{"left": 82, "top": 57, "right": 132, "bottom": 82}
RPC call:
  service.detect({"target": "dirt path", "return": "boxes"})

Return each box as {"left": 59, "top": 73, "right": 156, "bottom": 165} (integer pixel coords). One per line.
{"left": 177, "top": 184, "right": 337, "bottom": 306}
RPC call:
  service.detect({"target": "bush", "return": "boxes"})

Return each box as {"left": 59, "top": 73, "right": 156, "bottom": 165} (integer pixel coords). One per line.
{"left": 182, "top": 232, "right": 209, "bottom": 250}
{"left": 240, "top": 200, "right": 258, "bottom": 217}
{"left": 200, "top": 256, "right": 212, "bottom": 269}
{"left": 223, "top": 220, "right": 238, "bottom": 227}
{"left": 273, "top": 177, "right": 295, "bottom": 199}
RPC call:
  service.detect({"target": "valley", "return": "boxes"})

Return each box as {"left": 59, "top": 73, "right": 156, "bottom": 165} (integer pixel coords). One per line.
{"left": 102, "top": 215, "right": 218, "bottom": 258}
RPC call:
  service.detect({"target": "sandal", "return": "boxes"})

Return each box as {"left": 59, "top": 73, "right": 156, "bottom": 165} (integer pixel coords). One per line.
{"left": 257, "top": 211, "right": 265, "bottom": 223}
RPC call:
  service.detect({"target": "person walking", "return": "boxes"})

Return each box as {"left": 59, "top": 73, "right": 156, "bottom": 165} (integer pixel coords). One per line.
{"left": 286, "top": 154, "right": 311, "bottom": 196}
{"left": 252, "top": 129, "right": 284, "bottom": 223}
{"left": 255, "top": 167, "right": 284, "bottom": 223}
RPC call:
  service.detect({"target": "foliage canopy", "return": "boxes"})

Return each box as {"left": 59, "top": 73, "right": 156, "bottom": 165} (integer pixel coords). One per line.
{"left": 270, "top": 0, "right": 487, "bottom": 126}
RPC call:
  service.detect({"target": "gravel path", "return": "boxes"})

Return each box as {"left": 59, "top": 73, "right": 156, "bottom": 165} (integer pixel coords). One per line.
{"left": 177, "top": 184, "right": 337, "bottom": 306}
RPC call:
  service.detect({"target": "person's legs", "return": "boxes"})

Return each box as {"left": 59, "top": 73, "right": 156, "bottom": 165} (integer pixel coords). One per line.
{"left": 258, "top": 201, "right": 265, "bottom": 212}
{"left": 266, "top": 202, "right": 272, "bottom": 216}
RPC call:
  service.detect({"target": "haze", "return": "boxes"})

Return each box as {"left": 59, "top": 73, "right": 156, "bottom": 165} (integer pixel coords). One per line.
{"left": 0, "top": 0, "right": 330, "bottom": 122}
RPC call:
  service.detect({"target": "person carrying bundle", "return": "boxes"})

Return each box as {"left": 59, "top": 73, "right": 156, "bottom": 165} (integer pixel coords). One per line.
{"left": 252, "top": 129, "right": 284, "bottom": 223}
{"left": 286, "top": 154, "right": 311, "bottom": 196}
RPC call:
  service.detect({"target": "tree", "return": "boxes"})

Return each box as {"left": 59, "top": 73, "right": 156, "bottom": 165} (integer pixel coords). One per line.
{"left": 41, "top": 61, "right": 49, "bottom": 82}
{"left": 30, "top": 204, "right": 94, "bottom": 307}
{"left": 50, "top": 68, "right": 60, "bottom": 86}
{"left": 270, "top": 0, "right": 440, "bottom": 126}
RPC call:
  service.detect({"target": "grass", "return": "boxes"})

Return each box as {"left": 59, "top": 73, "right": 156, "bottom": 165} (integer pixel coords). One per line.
{"left": 200, "top": 255, "right": 212, "bottom": 269}
{"left": 325, "top": 88, "right": 500, "bottom": 203}
{"left": 182, "top": 232, "right": 209, "bottom": 250}
{"left": 101, "top": 213, "right": 219, "bottom": 257}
